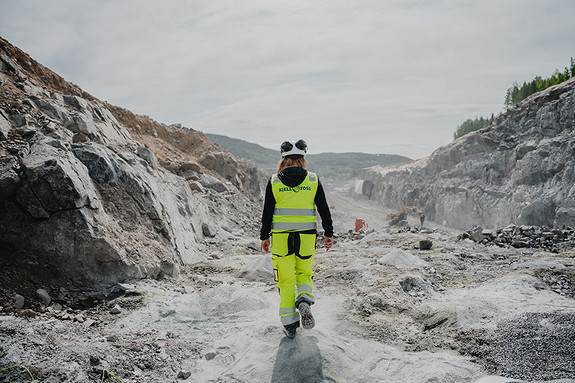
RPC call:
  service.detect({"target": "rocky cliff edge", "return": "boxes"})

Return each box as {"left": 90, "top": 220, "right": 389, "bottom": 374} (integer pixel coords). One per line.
{"left": 0, "top": 37, "right": 266, "bottom": 300}
{"left": 359, "top": 77, "right": 575, "bottom": 230}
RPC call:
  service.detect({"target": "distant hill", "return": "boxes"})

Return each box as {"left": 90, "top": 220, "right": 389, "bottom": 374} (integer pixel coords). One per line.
{"left": 206, "top": 133, "right": 279, "bottom": 170}
{"left": 205, "top": 133, "right": 411, "bottom": 179}
{"left": 305, "top": 152, "right": 412, "bottom": 180}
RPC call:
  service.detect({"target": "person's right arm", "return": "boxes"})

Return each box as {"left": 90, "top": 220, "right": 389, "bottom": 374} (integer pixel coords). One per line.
{"left": 260, "top": 179, "right": 275, "bottom": 242}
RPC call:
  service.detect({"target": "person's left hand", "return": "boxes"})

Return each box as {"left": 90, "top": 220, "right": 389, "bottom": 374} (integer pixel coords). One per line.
{"left": 261, "top": 238, "right": 270, "bottom": 253}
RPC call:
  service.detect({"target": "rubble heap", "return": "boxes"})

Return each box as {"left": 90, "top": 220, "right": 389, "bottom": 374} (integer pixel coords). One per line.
{"left": 461, "top": 224, "right": 575, "bottom": 253}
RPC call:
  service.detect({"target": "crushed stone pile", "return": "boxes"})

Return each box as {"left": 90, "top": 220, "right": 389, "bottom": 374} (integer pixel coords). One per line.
{"left": 475, "top": 312, "right": 575, "bottom": 381}
{"left": 461, "top": 224, "right": 575, "bottom": 253}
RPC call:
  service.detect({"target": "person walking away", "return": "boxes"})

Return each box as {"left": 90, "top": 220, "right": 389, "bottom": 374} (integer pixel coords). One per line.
{"left": 260, "top": 139, "right": 334, "bottom": 339}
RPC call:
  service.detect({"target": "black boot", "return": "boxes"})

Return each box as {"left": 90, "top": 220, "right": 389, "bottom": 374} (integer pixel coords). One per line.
{"left": 283, "top": 321, "right": 300, "bottom": 339}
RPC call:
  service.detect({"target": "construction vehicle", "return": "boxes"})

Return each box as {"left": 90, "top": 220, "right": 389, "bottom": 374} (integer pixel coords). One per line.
{"left": 386, "top": 206, "right": 425, "bottom": 226}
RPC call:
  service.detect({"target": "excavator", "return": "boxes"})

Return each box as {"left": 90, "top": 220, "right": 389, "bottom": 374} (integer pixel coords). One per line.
{"left": 386, "top": 206, "right": 425, "bottom": 226}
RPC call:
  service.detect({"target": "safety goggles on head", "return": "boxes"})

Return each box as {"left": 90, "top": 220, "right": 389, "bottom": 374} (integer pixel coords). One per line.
{"left": 280, "top": 139, "right": 308, "bottom": 157}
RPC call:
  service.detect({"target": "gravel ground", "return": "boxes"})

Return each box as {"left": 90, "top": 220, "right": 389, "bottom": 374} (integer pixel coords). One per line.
{"left": 1, "top": 190, "right": 575, "bottom": 382}
{"left": 479, "top": 312, "right": 575, "bottom": 380}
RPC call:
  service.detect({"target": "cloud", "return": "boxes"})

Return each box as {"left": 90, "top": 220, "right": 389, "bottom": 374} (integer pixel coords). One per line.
{"left": 1, "top": 0, "right": 574, "bottom": 159}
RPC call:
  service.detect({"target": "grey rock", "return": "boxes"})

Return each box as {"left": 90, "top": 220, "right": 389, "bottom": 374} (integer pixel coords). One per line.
{"left": 17, "top": 125, "right": 38, "bottom": 138}
{"left": 32, "top": 99, "right": 75, "bottom": 128}
{"left": 36, "top": 289, "right": 51, "bottom": 306}
{"left": 89, "top": 354, "right": 101, "bottom": 366}
{"left": 0, "top": 112, "right": 12, "bottom": 140}
{"left": 0, "top": 167, "right": 20, "bottom": 198}
{"left": 10, "top": 113, "right": 34, "bottom": 127}
{"left": 512, "top": 240, "right": 529, "bottom": 248}
{"left": 73, "top": 143, "right": 120, "bottom": 184}
{"left": 70, "top": 112, "right": 97, "bottom": 136}
{"left": 481, "top": 229, "right": 493, "bottom": 237}
{"left": 202, "top": 222, "right": 217, "bottom": 238}
{"left": 485, "top": 312, "right": 575, "bottom": 380}
{"left": 179, "top": 161, "right": 202, "bottom": 173}
{"left": 177, "top": 370, "right": 192, "bottom": 379}
{"left": 18, "top": 142, "right": 97, "bottom": 215}
{"left": 470, "top": 230, "right": 484, "bottom": 243}
{"left": 72, "top": 132, "right": 90, "bottom": 143}
{"left": 0, "top": 54, "right": 26, "bottom": 80}
{"left": 399, "top": 276, "right": 429, "bottom": 293}
{"left": 188, "top": 180, "right": 205, "bottom": 193}
{"left": 419, "top": 239, "right": 433, "bottom": 250}
{"left": 110, "top": 304, "right": 122, "bottom": 314}
{"left": 14, "top": 294, "right": 25, "bottom": 309}
{"left": 160, "top": 261, "right": 180, "bottom": 279}
{"left": 63, "top": 95, "right": 89, "bottom": 111}
{"left": 236, "top": 255, "right": 273, "bottom": 282}
{"left": 200, "top": 173, "right": 228, "bottom": 193}
{"left": 200, "top": 151, "right": 238, "bottom": 181}
{"left": 136, "top": 146, "right": 158, "bottom": 169}
{"left": 410, "top": 306, "right": 457, "bottom": 331}
{"left": 117, "top": 283, "right": 138, "bottom": 293}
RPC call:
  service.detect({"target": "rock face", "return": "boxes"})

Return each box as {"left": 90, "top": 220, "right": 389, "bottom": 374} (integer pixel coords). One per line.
{"left": 0, "top": 37, "right": 266, "bottom": 290}
{"left": 358, "top": 78, "right": 575, "bottom": 230}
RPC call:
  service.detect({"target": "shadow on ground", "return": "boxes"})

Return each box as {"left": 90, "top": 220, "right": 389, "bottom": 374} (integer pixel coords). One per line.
{"left": 271, "top": 335, "right": 325, "bottom": 383}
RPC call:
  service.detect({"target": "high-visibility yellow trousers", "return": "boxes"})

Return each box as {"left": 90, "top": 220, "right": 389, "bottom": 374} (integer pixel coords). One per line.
{"left": 271, "top": 231, "right": 316, "bottom": 326}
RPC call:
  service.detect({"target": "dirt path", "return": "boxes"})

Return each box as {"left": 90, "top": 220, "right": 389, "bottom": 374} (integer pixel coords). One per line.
{"left": 325, "top": 181, "right": 424, "bottom": 233}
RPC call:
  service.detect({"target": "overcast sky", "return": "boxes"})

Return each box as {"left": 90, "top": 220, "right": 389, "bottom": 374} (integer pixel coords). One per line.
{"left": 1, "top": 1, "right": 574, "bottom": 159}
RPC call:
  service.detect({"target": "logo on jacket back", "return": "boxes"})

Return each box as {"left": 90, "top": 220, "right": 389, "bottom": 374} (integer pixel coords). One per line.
{"left": 278, "top": 186, "right": 312, "bottom": 193}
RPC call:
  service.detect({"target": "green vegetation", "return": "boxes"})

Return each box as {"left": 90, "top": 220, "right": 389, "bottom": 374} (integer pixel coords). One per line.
{"left": 205, "top": 133, "right": 411, "bottom": 180}
{"left": 505, "top": 58, "right": 575, "bottom": 107}
{"left": 453, "top": 115, "right": 494, "bottom": 140}
{"left": 454, "top": 57, "right": 575, "bottom": 140}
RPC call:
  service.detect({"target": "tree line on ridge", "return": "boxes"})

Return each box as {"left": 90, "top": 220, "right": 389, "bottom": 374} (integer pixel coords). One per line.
{"left": 454, "top": 57, "right": 575, "bottom": 140}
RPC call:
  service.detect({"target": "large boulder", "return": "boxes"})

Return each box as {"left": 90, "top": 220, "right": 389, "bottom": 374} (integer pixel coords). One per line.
{"left": 1, "top": 128, "right": 212, "bottom": 287}
{"left": 199, "top": 150, "right": 266, "bottom": 197}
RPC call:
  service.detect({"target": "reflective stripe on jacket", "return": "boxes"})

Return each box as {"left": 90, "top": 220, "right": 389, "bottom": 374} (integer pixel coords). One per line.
{"left": 271, "top": 172, "right": 318, "bottom": 232}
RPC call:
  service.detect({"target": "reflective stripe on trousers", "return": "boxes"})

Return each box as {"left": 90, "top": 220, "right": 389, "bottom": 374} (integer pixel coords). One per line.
{"left": 279, "top": 307, "right": 300, "bottom": 326}
{"left": 296, "top": 283, "right": 314, "bottom": 308}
